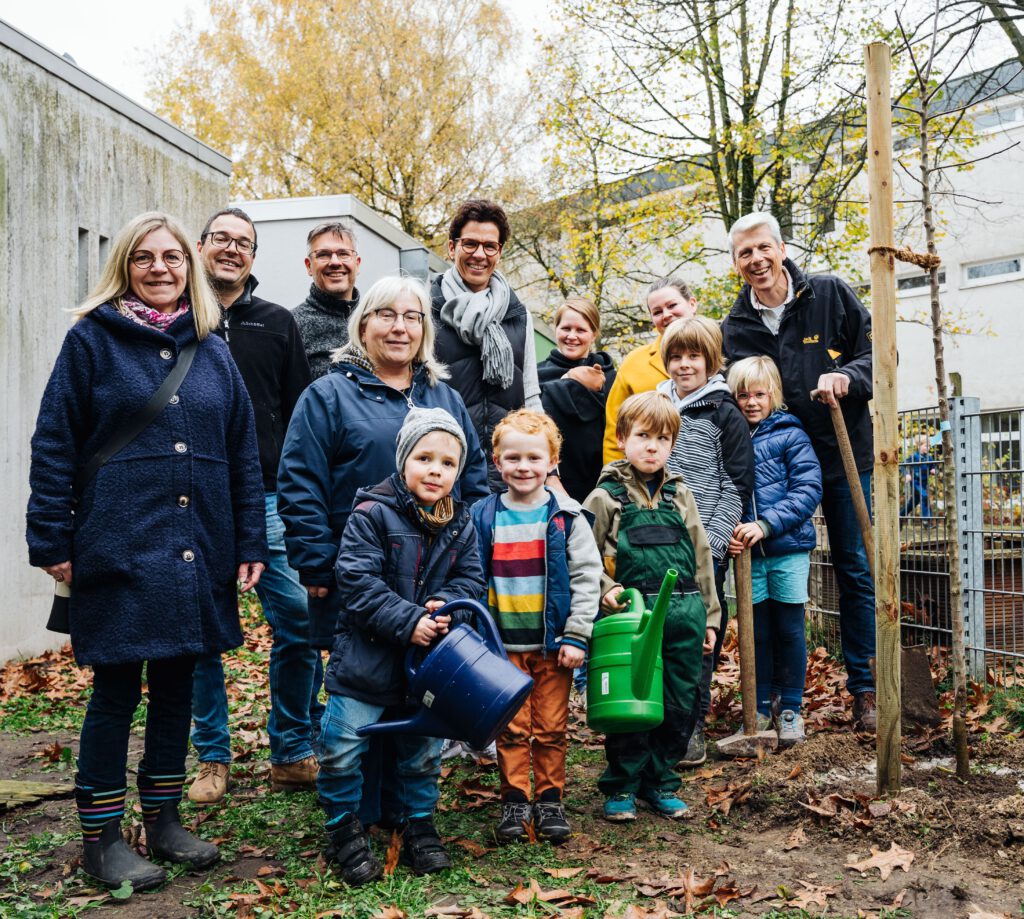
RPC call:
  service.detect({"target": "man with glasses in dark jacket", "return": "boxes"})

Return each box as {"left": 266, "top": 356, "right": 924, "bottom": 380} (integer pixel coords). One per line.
{"left": 188, "top": 208, "right": 322, "bottom": 803}
{"left": 720, "top": 212, "right": 877, "bottom": 732}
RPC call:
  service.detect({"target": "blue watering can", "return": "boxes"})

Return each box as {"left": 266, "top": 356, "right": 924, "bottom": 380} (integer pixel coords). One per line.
{"left": 357, "top": 598, "right": 533, "bottom": 749}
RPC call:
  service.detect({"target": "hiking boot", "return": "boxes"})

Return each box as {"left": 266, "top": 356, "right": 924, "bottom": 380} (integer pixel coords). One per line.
{"left": 145, "top": 802, "right": 220, "bottom": 869}
{"left": 494, "top": 801, "right": 533, "bottom": 843}
{"left": 187, "top": 762, "right": 230, "bottom": 805}
{"left": 270, "top": 755, "right": 319, "bottom": 792}
{"left": 325, "top": 813, "right": 382, "bottom": 886}
{"left": 777, "top": 710, "right": 806, "bottom": 748}
{"left": 679, "top": 725, "right": 706, "bottom": 767}
{"left": 602, "top": 793, "right": 637, "bottom": 822}
{"left": 853, "top": 692, "right": 877, "bottom": 732}
{"left": 638, "top": 788, "right": 689, "bottom": 819}
{"left": 533, "top": 800, "right": 571, "bottom": 844}
{"left": 82, "top": 818, "right": 167, "bottom": 891}
{"left": 400, "top": 816, "right": 451, "bottom": 875}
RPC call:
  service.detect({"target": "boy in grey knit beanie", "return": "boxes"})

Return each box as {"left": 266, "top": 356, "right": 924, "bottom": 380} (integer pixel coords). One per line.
{"left": 396, "top": 408, "right": 469, "bottom": 478}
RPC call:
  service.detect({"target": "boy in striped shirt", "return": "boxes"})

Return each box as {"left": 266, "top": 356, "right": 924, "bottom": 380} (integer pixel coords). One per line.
{"left": 471, "top": 410, "right": 602, "bottom": 845}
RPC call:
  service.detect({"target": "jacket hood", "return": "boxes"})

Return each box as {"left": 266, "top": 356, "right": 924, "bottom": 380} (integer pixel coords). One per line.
{"left": 656, "top": 372, "right": 731, "bottom": 410}
{"left": 751, "top": 409, "right": 807, "bottom": 439}
{"left": 354, "top": 473, "right": 466, "bottom": 527}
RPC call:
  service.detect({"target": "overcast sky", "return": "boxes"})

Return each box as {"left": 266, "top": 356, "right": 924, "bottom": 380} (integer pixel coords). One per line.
{"left": 0, "top": 0, "right": 554, "bottom": 107}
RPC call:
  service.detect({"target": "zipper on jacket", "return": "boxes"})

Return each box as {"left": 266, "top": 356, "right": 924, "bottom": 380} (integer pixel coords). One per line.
{"left": 223, "top": 312, "right": 230, "bottom": 343}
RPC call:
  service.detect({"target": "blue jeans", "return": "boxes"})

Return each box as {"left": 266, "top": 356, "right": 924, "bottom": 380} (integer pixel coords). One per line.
{"left": 820, "top": 472, "right": 876, "bottom": 695}
{"left": 318, "top": 694, "right": 443, "bottom": 822}
{"left": 753, "top": 599, "right": 807, "bottom": 712}
{"left": 191, "top": 493, "right": 325, "bottom": 765}
{"left": 79, "top": 657, "right": 195, "bottom": 789}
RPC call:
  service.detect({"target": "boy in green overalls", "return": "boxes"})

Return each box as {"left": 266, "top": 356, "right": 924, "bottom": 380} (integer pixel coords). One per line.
{"left": 584, "top": 391, "right": 722, "bottom": 821}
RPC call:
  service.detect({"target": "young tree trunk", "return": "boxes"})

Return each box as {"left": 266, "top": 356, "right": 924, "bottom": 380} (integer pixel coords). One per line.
{"left": 918, "top": 94, "right": 971, "bottom": 781}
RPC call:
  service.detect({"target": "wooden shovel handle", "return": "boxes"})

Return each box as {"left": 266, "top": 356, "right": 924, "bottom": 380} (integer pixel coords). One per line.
{"left": 733, "top": 549, "right": 757, "bottom": 736}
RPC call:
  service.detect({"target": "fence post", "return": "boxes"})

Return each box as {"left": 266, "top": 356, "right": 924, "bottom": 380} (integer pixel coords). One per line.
{"left": 951, "top": 396, "right": 985, "bottom": 679}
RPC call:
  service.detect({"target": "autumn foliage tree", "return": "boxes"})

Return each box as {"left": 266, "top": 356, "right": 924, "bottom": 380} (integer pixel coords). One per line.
{"left": 149, "top": 0, "right": 530, "bottom": 242}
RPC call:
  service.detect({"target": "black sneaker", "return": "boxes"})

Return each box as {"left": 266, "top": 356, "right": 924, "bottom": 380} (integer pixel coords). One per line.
{"left": 494, "top": 801, "right": 533, "bottom": 844}
{"left": 533, "top": 800, "right": 571, "bottom": 844}
{"left": 678, "top": 725, "right": 706, "bottom": 767}
{"left": 400, "top": 816, "right": 451, "bottom": 875}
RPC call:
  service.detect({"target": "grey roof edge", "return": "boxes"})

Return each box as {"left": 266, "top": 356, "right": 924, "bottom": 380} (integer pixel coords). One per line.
{"left": 234, "top": 194, "right": 448, "bottom": 273}
{"left": 0, "top": 17, "right": 231, "bottom": 176}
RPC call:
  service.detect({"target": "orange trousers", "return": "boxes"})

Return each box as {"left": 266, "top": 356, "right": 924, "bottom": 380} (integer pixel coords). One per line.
{"left": 497, "top": 651, "right": 573, "bottom": 801}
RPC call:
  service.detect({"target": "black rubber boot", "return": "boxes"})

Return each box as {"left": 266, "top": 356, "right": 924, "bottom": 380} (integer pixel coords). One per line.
{"left": 145, "top": 802, "right": 220, "bottom": 869}
{"left": 401, "top": 816, "right": 452, "bottom": 875}
{"left": 82, "top": 818, "right": 167, "bottom": 891}
{"left": 325, "top": 813, "right": 382, "bottom": 886}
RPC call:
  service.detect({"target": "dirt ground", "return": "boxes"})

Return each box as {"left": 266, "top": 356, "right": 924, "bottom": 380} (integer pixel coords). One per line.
{"left": 3, "top": 715, "right": 1022, "bottom": 918}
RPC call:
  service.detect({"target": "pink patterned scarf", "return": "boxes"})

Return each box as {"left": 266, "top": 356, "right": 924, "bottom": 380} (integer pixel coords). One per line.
{"left": 119, "top": 294, "right": 190, "bottom": 331}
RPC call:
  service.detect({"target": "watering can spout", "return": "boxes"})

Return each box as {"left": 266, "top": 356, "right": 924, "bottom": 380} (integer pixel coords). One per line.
{"left": 630, "top": 569, "right": 679, "bottom": 700}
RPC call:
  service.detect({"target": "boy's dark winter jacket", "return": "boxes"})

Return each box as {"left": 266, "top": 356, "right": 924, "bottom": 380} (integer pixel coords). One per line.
{"left": 26, "top": 305, "right": 267, "bottom": 666}
{"left": 215, "top": 276, "right": 311, "bottom": 491}
{"left": 742, "top": 410, "right": 822, "bottom": 557}
{"left": 721, "top": 258, "right": 873, "bottom": 484}
{"left": 325, "top": 474, "right": 486, "bottom": 705}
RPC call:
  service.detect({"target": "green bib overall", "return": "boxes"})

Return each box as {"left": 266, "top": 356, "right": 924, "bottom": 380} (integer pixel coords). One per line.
{"left": 597, "top": 480, "right": 708, "bottom": 795}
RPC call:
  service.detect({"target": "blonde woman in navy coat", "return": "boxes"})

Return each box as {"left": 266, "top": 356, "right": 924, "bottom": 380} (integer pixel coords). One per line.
{"left": 27, "top": 212, "right": 268, "bottom": 892}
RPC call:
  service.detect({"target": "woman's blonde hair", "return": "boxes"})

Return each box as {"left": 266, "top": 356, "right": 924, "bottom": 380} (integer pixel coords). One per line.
{"left": 339, "top": 275, "right": 449, "bottom": 384}
{"left": 554, "top": 296, "right": 600, "bottom": 337}
{"left": 727, "top": 355, "right": 786, "bottom": 411}
{"left": 72, "top": 212, "right": 220, "bottom": 339}
{"left": 659, "top": 315, "right": 724, "bottom": 377}
{"left": 615, "top": 391, "right": 680, "bottom": 444}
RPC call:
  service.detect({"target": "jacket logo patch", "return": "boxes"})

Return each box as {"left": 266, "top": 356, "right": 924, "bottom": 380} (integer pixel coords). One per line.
{"left": 803, "top": 334, "right": 819, "bottom": 345}
{"left": 827, "top": 348, "right": 842, "bottom": 360}
{"left": 239, "top": 320, "right": 266, "bottom": 328}
{"left": 553, "top": 517, "right": 566, "bottom": 533}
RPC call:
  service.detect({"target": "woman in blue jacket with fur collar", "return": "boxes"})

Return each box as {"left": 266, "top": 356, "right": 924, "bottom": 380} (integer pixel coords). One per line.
{"left": 726, "top": 356, "right": 822, "bottom": 748}
{"left": 26, "top": 213, "right": 267, "bottom": 892}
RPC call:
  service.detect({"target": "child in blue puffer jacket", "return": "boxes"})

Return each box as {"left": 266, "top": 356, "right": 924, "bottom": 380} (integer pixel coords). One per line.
{"left": 317, "top": 408, "right": 485, "bottom": 886}
{"left": 726, "top": 356, "right": 822, "bottom": 747}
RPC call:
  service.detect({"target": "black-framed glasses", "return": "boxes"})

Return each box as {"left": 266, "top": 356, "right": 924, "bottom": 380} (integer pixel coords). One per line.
{"left": 371, "top": 308, "right": 425, "bottom": 326}
{"left": 203, "top": 231, "right": 257, "bottom": 254}
{"left": 311, "top": 248, "right": 357, "bottom": 262}
{"left": 455, "top": 238, "right": 501, "bottom": 256}
{"left": 130, "top": 250, "right": 185, "bottom": 269}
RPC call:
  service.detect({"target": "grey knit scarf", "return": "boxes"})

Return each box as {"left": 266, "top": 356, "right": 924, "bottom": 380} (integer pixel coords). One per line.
{"left": 438, "top": 267, "right": 514, "bottom": 389}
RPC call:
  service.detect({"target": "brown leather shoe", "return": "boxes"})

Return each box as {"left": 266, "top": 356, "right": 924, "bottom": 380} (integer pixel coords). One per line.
{"left": 853, "top": 691, "right": 877, "bottom": 732}
{"left": 270, "top": 755, "right": 319, "bottom": 792}
{"left": 187, "top": 762, "right": 230, "bottom": 804}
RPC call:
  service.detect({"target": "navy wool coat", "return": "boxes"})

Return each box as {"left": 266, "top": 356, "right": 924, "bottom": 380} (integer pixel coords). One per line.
{"left": 26, "top": 304, "right": 268, "bottom": 666}
{"left": 325, "top": 474, "right": 485, "bottom": 706}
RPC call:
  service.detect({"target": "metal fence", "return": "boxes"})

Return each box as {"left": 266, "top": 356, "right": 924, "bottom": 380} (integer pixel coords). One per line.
{"left": 807, "top": 398, "right": 1024, "bottom": 682}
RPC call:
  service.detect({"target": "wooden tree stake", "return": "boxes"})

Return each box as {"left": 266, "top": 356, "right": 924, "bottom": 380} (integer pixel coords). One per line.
{"left": 865, "top": 41, "right": 902, "bottom": 795}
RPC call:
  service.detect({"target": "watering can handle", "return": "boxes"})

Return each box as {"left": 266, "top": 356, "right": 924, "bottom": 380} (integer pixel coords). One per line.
{"left": 615, "top": 588, "right": 646, "bottom": 615}
{"left": 405, "top": 598, "right": 507, "bottom": 683}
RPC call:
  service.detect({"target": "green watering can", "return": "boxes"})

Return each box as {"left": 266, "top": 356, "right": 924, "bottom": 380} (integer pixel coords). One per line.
{"left": 587, "top": 569, "right": 678, "bottom": 733}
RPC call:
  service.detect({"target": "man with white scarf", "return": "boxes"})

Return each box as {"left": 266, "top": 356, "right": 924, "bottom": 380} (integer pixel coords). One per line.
{"left": 431, "top": 199, "right": 542, "bottom": 492}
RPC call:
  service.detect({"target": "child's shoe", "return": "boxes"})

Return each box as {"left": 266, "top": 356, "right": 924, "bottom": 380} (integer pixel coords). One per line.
{"left": 400, "top": 815, "right": 451, "bottom": 875}
{"left": 638, "top": 788, "right": 689, "bottom": 819}
{"left": 495, "top": 801, "right": 533, "bottom": 843}
{"left": 324, "top": 813, "right": 382, "bottom": 886}
{"left": 678, "top": 725, "right": 706, "bottom": 767}
{"left": 777, "top": 710, "right": 806, "bottom": 748}
{"left": 602, "top": 793, "right": 637, "bottom": 822}
{"left": 533, "top": 800, "right": 571, "bottom": 844}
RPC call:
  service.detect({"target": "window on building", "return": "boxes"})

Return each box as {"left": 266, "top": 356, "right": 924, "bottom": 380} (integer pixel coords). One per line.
{"left": 99, "top": 234, "right": 110, "bottom": 272}
{"left": 964, "top": 257, "right": 1022, "bottom": 283}
{"left": 77, "top": 228, "right": 90, "bottom": 303}
{"left": 897, "top": 269, "right": 946, "bottom": 293}
{"left": 973, "top": 105, "right": 1024, "bottom": 132}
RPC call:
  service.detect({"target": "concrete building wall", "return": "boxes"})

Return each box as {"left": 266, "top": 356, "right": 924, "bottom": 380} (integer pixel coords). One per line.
{"left": 1, "top": 19, "right": 230, "bottom": 663}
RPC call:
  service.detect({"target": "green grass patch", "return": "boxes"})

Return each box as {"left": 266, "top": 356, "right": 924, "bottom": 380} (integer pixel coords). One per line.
{"left": 0, "top": 692, "right": 86, "bottom": 735}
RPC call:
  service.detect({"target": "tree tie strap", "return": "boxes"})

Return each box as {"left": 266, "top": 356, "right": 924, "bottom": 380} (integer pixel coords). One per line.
{"left": 867, "top": 245, "right": 942, "bottom": 269}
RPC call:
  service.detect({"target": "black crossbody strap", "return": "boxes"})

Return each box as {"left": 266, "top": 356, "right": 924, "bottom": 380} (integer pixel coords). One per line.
{"left": 74, "top": 340, "right": 199, "bottom": 495}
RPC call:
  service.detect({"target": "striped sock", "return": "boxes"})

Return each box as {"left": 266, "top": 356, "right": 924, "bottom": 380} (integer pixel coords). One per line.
{"left": 137, "top": 772, "right": 186, "bottom": 823}
{"left": 75, "top": 784, "right": 127, "bottom": 844}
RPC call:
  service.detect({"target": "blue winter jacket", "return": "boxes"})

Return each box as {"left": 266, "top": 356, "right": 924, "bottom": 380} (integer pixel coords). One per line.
{"left": 26, "top": 305, "right": 267, "bottom": 666}
{"left": 742, "top": 410, "right": 823, "bottom": 557}
{"left": 277, "top": 360, "right": 490, "bottom": 588}
{"left": 325, "top": 474, "right": 486, "bottom": 705}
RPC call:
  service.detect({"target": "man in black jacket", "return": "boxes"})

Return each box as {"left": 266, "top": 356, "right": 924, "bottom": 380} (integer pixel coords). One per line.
{"left": 188, "top": 208, "right": 322, "bottom": 802}
{"left": 721, "top": 212, "right": 877, "bottom": 731}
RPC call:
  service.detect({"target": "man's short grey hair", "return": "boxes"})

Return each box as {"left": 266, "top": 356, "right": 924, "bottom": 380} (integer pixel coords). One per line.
{"left": 307, "top": 221, "right": 358, "bottom": 251}
{"left": 728, "top": 212, "right": 783, "bottom": 257}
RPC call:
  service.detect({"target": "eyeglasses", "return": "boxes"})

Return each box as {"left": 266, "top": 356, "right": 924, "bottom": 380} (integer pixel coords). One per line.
{"left": 311, "top": 248, "right": 357, "bottom": 263}
{"left": 203, "top": 231, "right": 256, "bottom": 254}
{"left": 370, "top": 308, "right": 425, "bottom": 326}
{"left": 130, "top": 250, "right": 185, "bottom": 269}
{"left": 455, "top": 238, "right": 501, "bottom": 256}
